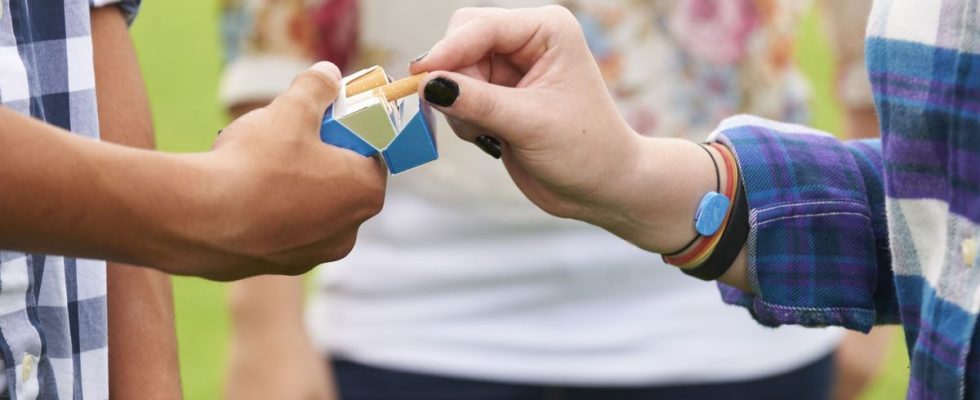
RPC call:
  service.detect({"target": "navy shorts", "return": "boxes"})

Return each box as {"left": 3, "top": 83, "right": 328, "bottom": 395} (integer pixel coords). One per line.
{"left": 331, "top": 352, "right": 835, "bottom": 400}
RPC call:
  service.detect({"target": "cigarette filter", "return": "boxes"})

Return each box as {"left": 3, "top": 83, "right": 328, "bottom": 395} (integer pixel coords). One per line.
{"left": 374, "top": 73, "right": 427, "bottom": 102}
{"left": 345, "top": 67, "right": 389, "bottom": 97}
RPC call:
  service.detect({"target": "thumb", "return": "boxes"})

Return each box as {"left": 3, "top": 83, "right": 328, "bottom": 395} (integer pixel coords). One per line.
{"left": 274, "top": 62, "right": 343, "bottom": 120}
{"left": 419, "top": 72, "right": 525, "bottom": 143}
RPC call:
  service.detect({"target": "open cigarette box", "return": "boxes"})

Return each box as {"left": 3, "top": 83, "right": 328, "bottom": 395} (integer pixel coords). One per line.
{"left": 320, "top": 66, "right": 438, "bottom": 174}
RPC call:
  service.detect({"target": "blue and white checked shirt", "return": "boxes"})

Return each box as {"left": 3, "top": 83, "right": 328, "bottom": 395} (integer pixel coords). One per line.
{"left": 712, "top": 0, "right": 980, "bottom": 398}
{"left": 0, "top": 1, "right": 139, "bottom": 399}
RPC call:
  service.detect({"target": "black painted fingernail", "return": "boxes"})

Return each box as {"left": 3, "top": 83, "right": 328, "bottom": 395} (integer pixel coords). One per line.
{"left": 410, "top": 51, "right": 429, "bottom": 64}
{"left": 475, "top": 135, "right": 502, "bottom": 159}
{"left": 424, "top": 77, "right": 459, "bottom": 107}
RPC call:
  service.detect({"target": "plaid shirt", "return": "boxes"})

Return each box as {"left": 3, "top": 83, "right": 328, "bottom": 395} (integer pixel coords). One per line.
{"left": 714, "top": 0, "right": 980, "bottom": 398}
{"left": 0, "top": 0, "right": 139, "bottom": 399}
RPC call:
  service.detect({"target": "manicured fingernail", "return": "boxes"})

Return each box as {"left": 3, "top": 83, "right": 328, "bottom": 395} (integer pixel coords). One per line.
{"left": 410, "top": 51, "right": 429, "bottom": 64}
{"left": 475, "top": 135, "right": 502, "bottom": 159}
{"left": 424, "top": 77, "right": 459, "bottom": 107}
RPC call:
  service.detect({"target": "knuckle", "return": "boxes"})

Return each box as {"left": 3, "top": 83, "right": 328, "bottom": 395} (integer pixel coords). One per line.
{"left": 356, "top": 179, "right": 386, "bottom": 219}
{"left": 468, "top": 14, "right": 495, "bottom": 31}
{"left": 366, "top": 185, "right": 386, "bottom": 216}
{"left": 543, "top": 4, "right": 574, "bottom": 19}
{"left": 451, "top": 7, "right": 479, "bottom": 22}
{"left": 543, "top": 200, "right": 576, "bottom": 220}
{"left": 445, "top": 117, "right": 481, "bottom": 142}
{"left": 275, "top": 255, "right": 320, "bottom": 276}
{"left": 281, "top": 263, "right": 310, "bottom": 276}
{"left": 297, "top": 98, "right": 325, "bottom": 121}
{"left": 277, "top": 95, "right": 326, "bottom": 127}
{"left": 468, "top": 89, "right": 498, "bottom": 121}
{"left": 325, "top": 235, "right": 357, "bottom": 261}
{"left": 296, "top": 70, "right": 340, "bottom": 100}
{"left": 338, "top": 158, "right": 386, "bottom": 221}
{"left": 542, "top": 5, "right": 578, "bottom": 29}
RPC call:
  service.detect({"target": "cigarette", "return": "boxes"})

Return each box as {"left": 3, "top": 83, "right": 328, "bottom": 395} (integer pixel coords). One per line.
{"left": 373, "top": 72, "right": 428, "bottom": 102}
{"left": 346, "top": 68, "right": 389, "bottom": 97}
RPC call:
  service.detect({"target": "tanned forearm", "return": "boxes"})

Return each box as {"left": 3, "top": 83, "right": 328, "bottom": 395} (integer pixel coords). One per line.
{"left": 0, "top": 17, "right": 383, "bottom": 281}
{"left": 0, "top": 109, "right": 234, "bottom": 274}
{"left": 90, "top": 6, "right": 182, "bottom": 399}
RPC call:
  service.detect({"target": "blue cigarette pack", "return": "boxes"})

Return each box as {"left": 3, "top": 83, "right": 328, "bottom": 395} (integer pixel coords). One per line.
{"left": 319, "top": 66, "right": 438, "bottom": 174}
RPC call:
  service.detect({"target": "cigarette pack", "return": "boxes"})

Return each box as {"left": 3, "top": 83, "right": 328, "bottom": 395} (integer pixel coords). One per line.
{"left": 320, "top": 66, "right": 438, "bottom": 174}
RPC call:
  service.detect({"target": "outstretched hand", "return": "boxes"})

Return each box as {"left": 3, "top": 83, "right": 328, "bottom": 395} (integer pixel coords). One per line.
{"left": 410, "top": 6, "right": 642, "bottom": 226}
{"left": 411, "top": 7, "right": 728, "bottom": 261}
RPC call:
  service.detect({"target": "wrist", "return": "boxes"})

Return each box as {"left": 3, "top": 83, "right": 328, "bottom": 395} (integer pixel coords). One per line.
{"left": 229, "top": 281, "right": 306, "bottom": 323}
{"left": 583, "top": 137, "right": 720, "bottom": 254}
{"left": 662, "top": 143, "right": 737, "bottom": 268}
{"left": 91, "top": 147, "right": 213, "bottom": 268}
{"left": 111, "top": 150, "right": 259, "bottom": 277}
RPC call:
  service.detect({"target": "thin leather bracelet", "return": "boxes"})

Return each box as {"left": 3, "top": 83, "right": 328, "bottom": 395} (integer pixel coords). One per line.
{"left": 663, "top": 144, "right": 721, "bottom": 258}
{"left": 681, "top": 176, "right": 749, "bottom": 281}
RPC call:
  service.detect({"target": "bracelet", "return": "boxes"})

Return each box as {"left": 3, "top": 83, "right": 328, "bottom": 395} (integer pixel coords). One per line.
{"left": 662, "top": 144, "right": 725, "bottom": 258}
{"left": 663, "top": 144, "right": 738, "bottom": 267}
{"left": 681, "top": 174, "right": 749, "bottom": 281}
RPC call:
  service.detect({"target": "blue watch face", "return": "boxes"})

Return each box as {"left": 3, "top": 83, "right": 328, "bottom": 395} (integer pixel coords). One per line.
{"left": 694, "top": 192, "right": 731, "bottom": 236}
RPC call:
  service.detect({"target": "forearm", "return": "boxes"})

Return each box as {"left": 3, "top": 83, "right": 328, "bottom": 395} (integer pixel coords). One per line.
{"left": 90, "top": 6, "right": 182, "bottom": 398}
{"left": 843, "top": 106, "right": 881, "bottom": 140}
{"left": 0, "top": 109, "right": 238, "bottom": 275}
{"left": 226, "top": 276, "right": 337, "bottom": 400}
{"left": 835, "top": 327, "right": 895, "bottom": 399}
{"left": 229, "top": 275, "right": 307, "bottom": 331}
{"left": 107, "top": 267, "right": 181, "bottom": 398}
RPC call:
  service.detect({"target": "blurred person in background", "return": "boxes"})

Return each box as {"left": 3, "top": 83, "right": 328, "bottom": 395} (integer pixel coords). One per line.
{"left": 221, "top": 1, "right": 888, "bottom": 399}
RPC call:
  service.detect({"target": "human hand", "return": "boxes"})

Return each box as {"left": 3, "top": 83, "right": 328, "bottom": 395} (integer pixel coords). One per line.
{"left": 410, "top": 7, "right": 640, "bottom": 226}
{"left": 185, "top": 62, "right": 386, "bottom": 280}
{"left": 410, "top": 7, "right": 716, "bottom": 254}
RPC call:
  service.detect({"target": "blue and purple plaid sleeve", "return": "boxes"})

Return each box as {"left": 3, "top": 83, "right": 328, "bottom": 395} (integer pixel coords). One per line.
{"left": 90, "top": 0, "right": 141, "bottom": 24}
{"left": 709, "top": 115, "right": 895, "bottom": 333}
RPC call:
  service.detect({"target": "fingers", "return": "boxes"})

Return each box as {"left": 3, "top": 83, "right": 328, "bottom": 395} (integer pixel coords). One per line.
{"left": 419, "top": 71, "right": 528, "bottom": 143}
{"left": 444, "top": 7, "right": 497, "bottom": 35}
{"left": 271, "top": 62, "right": 342, "bottom": 128}
{"left": 411, "top": 6, "right": 567, "bottom": 75}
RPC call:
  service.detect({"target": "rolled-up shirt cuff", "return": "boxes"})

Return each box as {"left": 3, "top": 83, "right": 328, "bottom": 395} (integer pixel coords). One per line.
{"left": 706, "top": 115, "right": 884, "bottom": 333}
{"left": 90, "top": 0, "right": 141, "bottom": 24}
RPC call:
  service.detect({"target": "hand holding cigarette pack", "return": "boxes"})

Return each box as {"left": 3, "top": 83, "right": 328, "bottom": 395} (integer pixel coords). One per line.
{"left": 320, "top": 66, "right": 438, "bottom": 174}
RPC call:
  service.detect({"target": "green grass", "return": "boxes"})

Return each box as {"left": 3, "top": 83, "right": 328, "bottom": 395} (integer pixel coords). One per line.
{"left": 129, "top": 3, "right": 909, "bottom": 399}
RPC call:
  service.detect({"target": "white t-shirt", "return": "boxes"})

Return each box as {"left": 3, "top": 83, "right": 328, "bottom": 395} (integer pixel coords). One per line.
{"left": 303, "top": 0, "right": 842, "bottom": 386}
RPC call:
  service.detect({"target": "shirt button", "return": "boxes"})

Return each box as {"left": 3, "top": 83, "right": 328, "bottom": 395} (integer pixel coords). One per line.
{"left": 21, "top": 353, "right": 35, "bottom": 382}
{"left": 963, "top": 237, "right": 977, "bottom": 268}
